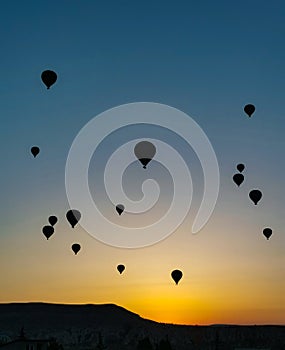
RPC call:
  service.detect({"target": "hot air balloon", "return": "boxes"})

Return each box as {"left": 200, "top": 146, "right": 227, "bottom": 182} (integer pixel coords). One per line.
{"left": 31, "top": 146, "right": 40, "bottom": 158}
{"left": 66, "top": 209, "right": 81, "bottom": 228}
{"left": 263, "top": 228, "right": 272, "bottom": 240}
{"left": 48, "top": 215, "right": 58, "bottom": 226}
{"left": 71, "top": 243, "right": 81, "bottom": 255}
{"left": 249, "top": 189, "right": 262, "bottom": 205}
{"left": 244, "top": 104, "right": 255, "bottom": 117}
{"left": 134, "top": 141, "right": 156, "bottom": 169}
{"left": 171, "top": 269, "right": 183, "bottom": 285}
{"left": 42, "top": 225, "right": 54, "bottom": 240}
{"left": 116, "top": 204, "right": 124, "bottom": 216}
{"left": 117, "top": 264, "right": 125, "bottom": 274}
{"left": 236, "top": 163, "right": 245, "bottom": 173}
{"left": 233, "top": 173, "right": 244, "bottom": 187}
{"left": 41, "top": 70, "right": 57, "bottom": 89}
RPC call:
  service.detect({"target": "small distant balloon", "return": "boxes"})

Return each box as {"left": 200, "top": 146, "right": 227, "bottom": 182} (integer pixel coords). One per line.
{"left": 171, "top": 269, "right": 183, "bottom": 285}
{"left": 66, "top": 209, "right": 81, "bottom": 228}
{"left": 244, "top": 104, "right": 255, "bottom": 117}
{"left": 249, "top": 189, "right": 262, "bottom": 205}
{"left": 42, "top": 225, "right": 54, "bottom": 240}
{"left": 31, "top": 146, "right": 40, "bottom": 158}
{"left": 263, "top": 228, "right": 272, "bottom": 240}
{"left": 134, "top": 141, "right": 156, "bottom": 169}
{"left": 233, "top": 173, "right": 244, "bottom": 187}
{"left": 236, "top": 163, "right": 245, "bottom": 173}
{"left": 116, "top": 204, "right": 125, "bottom": 216}
{"left": 117, "top": 264, "right": 125, "bottom": 274}
{"left": 41, "top": 70, "right": 57, "bottom": 89}
{"left": 48, "top": 215, "right": 58, "bottom": 226}
{"left": 71, "top": 243, "right": 81, "bottom": 255}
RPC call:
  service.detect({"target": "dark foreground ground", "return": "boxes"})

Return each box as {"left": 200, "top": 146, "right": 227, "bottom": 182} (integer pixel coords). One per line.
{"left": 0, "top": 303, "right": 284, "bottom": 349}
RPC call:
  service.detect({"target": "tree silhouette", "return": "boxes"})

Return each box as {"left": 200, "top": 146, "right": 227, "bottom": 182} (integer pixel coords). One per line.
{"left": 47, "top": 337, "right": 64, "bottom": 350}
{"left": 95, "top": 332, "right": 107, "bottom": 350}
{"left": 136, "top": 336, "right": 154, "bottom": 350}
{"left": 156, "top": 337, "right": 173, "bottom": 350}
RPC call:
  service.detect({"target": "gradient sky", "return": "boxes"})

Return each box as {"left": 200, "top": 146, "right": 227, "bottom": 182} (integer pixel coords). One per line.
{"left": 0, "top": 1, "right": 285, "bottom": 325}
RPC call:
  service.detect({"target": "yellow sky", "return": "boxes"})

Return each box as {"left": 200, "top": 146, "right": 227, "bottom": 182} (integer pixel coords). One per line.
{"left": 1, "top": 211, "right": 284, "bottom": 326}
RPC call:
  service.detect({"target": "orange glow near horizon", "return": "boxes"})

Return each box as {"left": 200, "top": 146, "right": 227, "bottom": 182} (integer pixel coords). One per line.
{"left": 1, "top": 214, "right": 284, "bottom": 326}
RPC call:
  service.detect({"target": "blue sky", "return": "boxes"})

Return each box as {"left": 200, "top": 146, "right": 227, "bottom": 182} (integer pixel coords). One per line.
{"left": 0, "top": 1, "right": 284, "bottom": 324}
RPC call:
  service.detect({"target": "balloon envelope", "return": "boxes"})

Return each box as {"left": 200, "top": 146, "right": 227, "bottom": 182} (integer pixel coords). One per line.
{"left": 116, "top": 204, "right": 125, "bottom": 216}
{"left": 31, "top": 146, "right": 40, "bottom": 158}
{"left": 233, "top": 173, "right": 244, "bottom": 187}
{"left": 71, "top": 243, "right": 81, "bottom": 255}
{"left": 236, "top": 163, "right": 245, "bottom": 173}
{"left": 42, "top": 225, "right": 54, "bottom": 240}
{"left": 41, "top": 70, "right": 57, "bottom": 89}
{"left": 263, "top": 228, "right": 272, "bottom": 240}
{"left": 249, "top": 189, "right": 262, "bottom": 205}
{"left": 48, "top": 215, "right": 58, "bottom": 226}
{"left": 244, "top": 104, "right": 255, "bottom": 117}
{"left": 171, "top": 269, "right": 183, "bottom": 285}
{"left": 134, "top": 141, "right": 156, "bottom": 169}
{"left": 117, "top": 264, "right": 125, "bottom": 274}
{"left": 66, "top": 209, "right": 81, "bottom": 228}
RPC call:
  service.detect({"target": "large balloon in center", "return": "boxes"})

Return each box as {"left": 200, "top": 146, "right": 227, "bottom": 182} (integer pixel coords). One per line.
{"left": 66, "top": 209, "right": 81, "bottom": 228}
{"left": 41, "top": 70, "right": 57, "bottom": 89}
{"left": 134, "top": 141, "right": 156, "bottom": 169}
{"left": 171, "top": 269, "right": 183, "bottom": 285}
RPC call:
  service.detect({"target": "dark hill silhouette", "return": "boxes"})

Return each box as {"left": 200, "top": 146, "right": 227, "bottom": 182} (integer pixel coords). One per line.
{"left": 0, "top": 303, "right": 284, "bottom": 350}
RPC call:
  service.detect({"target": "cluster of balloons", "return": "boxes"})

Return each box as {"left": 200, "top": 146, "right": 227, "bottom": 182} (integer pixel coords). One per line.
{"left": 232, "top": 164, "right": 263, "bottom": 205}
{"left": 33, "top": 90, "right": 271, "bottom": 287}
{"left": 41, "top": 210, "right": 82, "bottom": 254}
{"left": 232, "top": 163, "right": 273, "bottom": 240}
{"left": 34, "top": 70, "right": 186, "bottom": 286}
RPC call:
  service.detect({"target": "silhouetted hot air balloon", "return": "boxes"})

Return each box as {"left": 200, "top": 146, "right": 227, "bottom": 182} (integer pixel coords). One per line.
{"left": 31, "top": 146, "right": 40, "bottom": 158}
{"left": 233, "top": 173, "right": 244, "bottom": 187}
{"left": 236, "top": 163, "right": 245, "bottom": 173}
{"left": 117, "top": 264, "right": 125, "bottom": 274}
{"left": 42, "top": 225, "right": 54, "bottom": 240}
{"left": 116, "top": 204, "right": 124, "bottom": 216}
{"left": 244, "top": 104, "right": 255, "bottom": 117}
{"left": 263, "top": 228, "right": 272, "bottom": 240}
{"left": 48, "top": 215, "right": 58, "bottom": 226}
{"left": 249, "top": 189, "right": 262, "bottom": 205}
{"left": 171, "top": 269, "right": 183, "bottom": 285}
{"left": 41, "top": 70, "right": 57, "bottom": 89}
{"left": 66, "top": 209, "right": 81, "bottom": 228}
{"left": 134, "top": 141, "right": 156, "bottom": 169}
{"left": 71, "top": 243, "right": 81, "bottom": 255}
